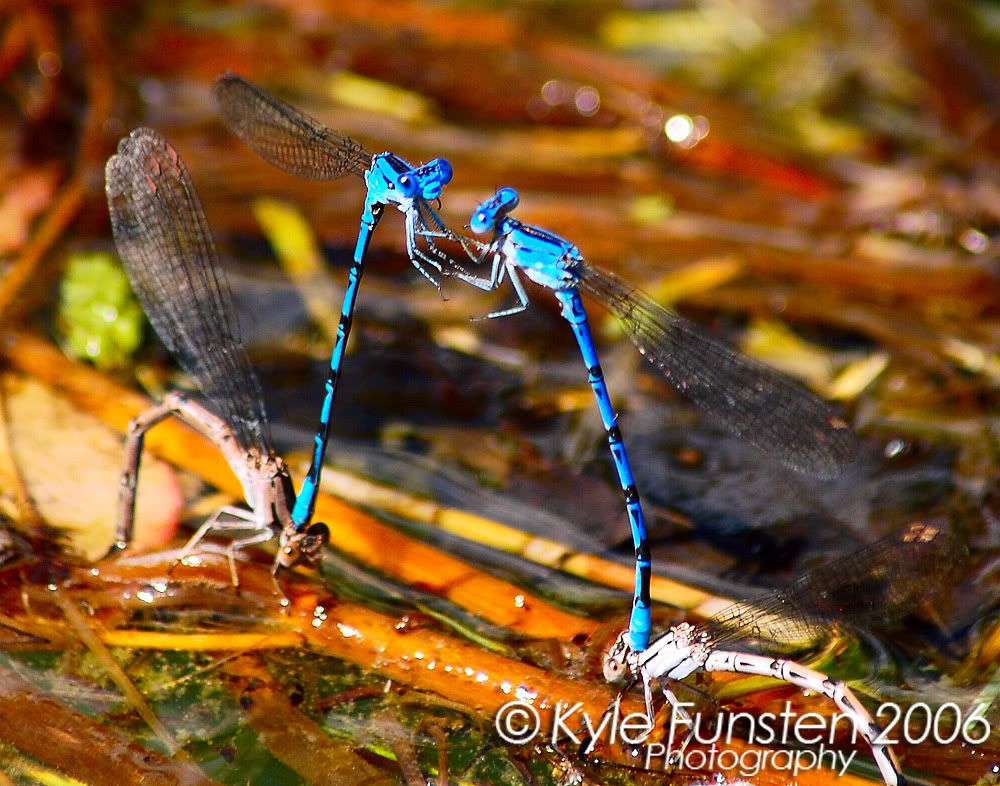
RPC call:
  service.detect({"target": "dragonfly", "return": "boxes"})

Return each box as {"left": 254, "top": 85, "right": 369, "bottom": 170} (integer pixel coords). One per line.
{"left": 438, "top": 186, "right": 859, "bottom": 655}
{"left": 105, "top": 127, "right": 330, "bottom": 588}
{"left": 212, "top": 73, "right": 482, "bottom": 530}
{"left": 602, "top": 521, "right": 965, "bottom": 786}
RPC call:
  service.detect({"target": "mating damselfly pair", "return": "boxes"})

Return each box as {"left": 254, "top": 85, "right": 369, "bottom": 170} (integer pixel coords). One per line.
{"left": 104, "top": 74, "right": 962, "bottom": 785}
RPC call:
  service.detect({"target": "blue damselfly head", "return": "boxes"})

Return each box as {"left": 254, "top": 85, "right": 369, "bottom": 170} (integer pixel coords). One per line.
{"left": 471, "top": 187, "right": 520, "bottom": 235}
{"left": 398, "top": 157, "right": 453, "bottom": 199}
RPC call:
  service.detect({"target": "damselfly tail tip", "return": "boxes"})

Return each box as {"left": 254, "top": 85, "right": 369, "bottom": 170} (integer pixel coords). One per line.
{"left": 601, "top": 630, "right": 632, "bottom": 683}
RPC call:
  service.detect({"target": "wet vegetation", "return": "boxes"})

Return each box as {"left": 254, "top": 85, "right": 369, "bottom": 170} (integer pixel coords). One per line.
{"left": 0, "top": 2, "right": 997, "bottom": 785}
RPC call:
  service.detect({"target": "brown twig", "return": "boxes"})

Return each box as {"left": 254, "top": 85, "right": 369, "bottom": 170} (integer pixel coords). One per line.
{"left": 225, "top": 655, "right": 391, "bottom": 786}
{"left": 53, "top": 590, "right": 181, "bottom": 755}
{"left": 0, "top": 178, "right": 86, "bottom": 324}
{"left": 22, "top": 555, "right": 895, "bottom": 786}
{"left": 0, "top": 659, "right": 220, "bottom": 786}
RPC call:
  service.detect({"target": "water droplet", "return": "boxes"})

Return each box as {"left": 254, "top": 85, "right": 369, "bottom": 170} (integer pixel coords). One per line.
{"left": 574, "top": 86, "right": 600, "bottom": 116}
{"left": 664, "top": 114, "right": 694, "bottom": 144}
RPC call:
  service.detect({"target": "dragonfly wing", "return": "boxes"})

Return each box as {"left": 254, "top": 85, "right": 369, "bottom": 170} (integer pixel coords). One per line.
{"left": 106, "top": 128, "right": 272, "bottom": 455}
{"left": 577, "top": 261, "right": 858, "bottom": 479}
{"left": 214, "top": 73, "right": 371, "bottom": 180}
